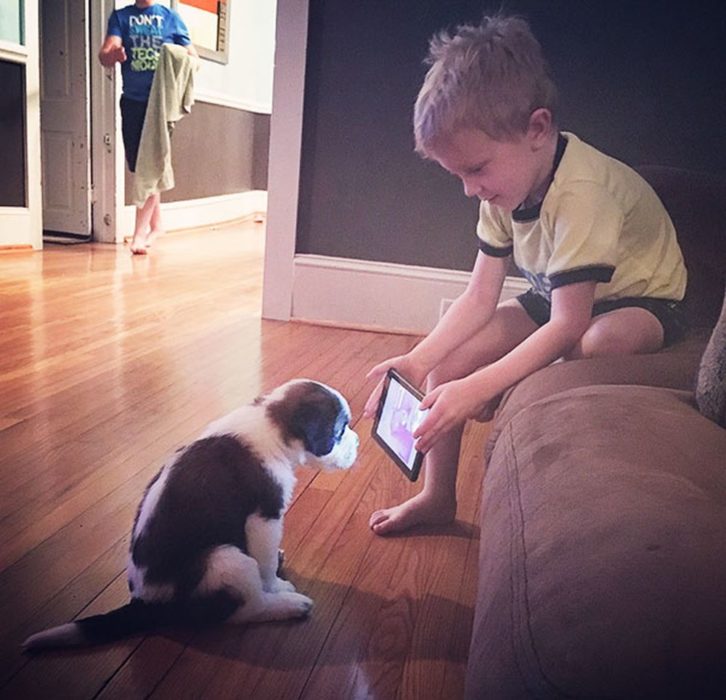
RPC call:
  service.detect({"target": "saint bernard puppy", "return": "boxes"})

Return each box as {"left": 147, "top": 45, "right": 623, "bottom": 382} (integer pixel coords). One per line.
{"left": 23, "top": 379, "right": 358, "bottom": 652}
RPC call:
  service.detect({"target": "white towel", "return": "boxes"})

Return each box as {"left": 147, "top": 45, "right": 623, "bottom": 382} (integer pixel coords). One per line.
{"left": 132, "top": 43, "right": 198, "bottom": 207}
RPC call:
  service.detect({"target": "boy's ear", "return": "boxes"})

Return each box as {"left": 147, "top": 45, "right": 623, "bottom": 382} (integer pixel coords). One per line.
{"left": 527, "top": 108, "right": 554, "bottom": 148}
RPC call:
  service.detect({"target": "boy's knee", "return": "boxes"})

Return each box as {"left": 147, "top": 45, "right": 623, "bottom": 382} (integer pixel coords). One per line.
{"left": 572, "top": 312, "right": 664, "bottom": 358}
{"left": 427, "top": 357, "right": 471, "bottom": 389}
{"left": 575, "top": 326, "right": 632, "bottom": 358}
{"left": 427, "top": 363, "right": 453, "bottom": 389}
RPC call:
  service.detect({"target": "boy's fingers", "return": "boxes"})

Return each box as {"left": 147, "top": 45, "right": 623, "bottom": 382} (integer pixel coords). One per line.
{"left": 365, "top": 361, "right": 390, "bottom": 381}
{"left": 363, "top": 380, "right": 384, "bottom": 418}
{"left": 419, "top": 386, "right": 439, "bottom": 411}
{"left": 413, "top": 408, "right": 435, "bottom": 440}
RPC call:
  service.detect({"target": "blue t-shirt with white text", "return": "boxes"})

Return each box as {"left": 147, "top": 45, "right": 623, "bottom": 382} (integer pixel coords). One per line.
{"left": 107, "top": 3, "right": 191, "bottom": 102}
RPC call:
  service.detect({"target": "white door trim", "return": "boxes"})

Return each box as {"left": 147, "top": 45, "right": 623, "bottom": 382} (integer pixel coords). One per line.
{"left": 261, "top": 0, "right": 309, "bottom": 321}
{"left": 89, "top": 0, "right": 124, "bottom": 244}
{"left": 0, "top": 6, "right": 42, "bottom": 250}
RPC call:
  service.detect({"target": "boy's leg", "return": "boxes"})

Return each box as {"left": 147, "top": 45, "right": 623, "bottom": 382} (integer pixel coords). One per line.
{"left": 130, "top": 193, "right": 160, "bottom": 255}
{"left": 369, "top": 299, "right": 539, "bottom": 536}
{"left": 147, "top": 196, "right": 164, "bottom": 247}
{"left": 567, "top": 307, "right": 664, "bottom": 359}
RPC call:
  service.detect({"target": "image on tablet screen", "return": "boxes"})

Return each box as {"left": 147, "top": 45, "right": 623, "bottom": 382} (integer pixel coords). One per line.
{"left": 375, "top": 378, "right": 427, "bottom": 472}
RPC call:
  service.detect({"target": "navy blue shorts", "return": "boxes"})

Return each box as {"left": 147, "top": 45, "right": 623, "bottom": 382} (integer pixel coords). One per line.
{"left": 120, "top": 96, "right": 148, "bottom": 173}
{"left": 517, "top": 290, "right": 687, "bottom": 347}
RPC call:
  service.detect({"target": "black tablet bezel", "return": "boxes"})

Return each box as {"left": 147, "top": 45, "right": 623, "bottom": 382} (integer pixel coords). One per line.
{"left": 371, "top": 368, "right": 426, "bottom": 482}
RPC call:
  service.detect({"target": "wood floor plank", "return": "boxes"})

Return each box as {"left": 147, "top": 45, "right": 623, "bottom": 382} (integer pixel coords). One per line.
{"left": 0, "top": 223, "right": 488, "bottom": 699}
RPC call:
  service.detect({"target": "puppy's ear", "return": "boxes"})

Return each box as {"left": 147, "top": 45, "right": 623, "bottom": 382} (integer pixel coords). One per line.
{"left": 293, "top": 406, "right": 335, "bottom": 457}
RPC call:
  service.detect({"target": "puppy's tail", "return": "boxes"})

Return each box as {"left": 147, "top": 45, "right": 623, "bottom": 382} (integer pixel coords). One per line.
{"left": 22, "top": 594, "right": 236, "bottom": 652}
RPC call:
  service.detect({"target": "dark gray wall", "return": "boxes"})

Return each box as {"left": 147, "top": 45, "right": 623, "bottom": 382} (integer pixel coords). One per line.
{"left": 0, "top": 60, "right": 26, "bottom": 207}
{"left": 297, "top": 0, "right": 726, "bottom": 271}
{"left": 125, "top": 102, "right": 269, "bottom": 205}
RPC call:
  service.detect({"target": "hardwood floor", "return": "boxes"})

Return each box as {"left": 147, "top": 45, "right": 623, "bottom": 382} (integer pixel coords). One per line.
{"left": 0, "top": 223, "right": 490, "bottom": 699}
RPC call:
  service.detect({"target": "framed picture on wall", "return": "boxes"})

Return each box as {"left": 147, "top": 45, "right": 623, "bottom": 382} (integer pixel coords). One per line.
{"left": 171, "top": 0, "right": 229, "bottom": 64}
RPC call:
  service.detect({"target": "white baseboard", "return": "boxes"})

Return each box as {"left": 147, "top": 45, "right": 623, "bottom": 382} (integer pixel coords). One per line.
{"left": 291, "top": 254, "right": 530, "bottom": 335}
{"left": 196, "top": 92, "right": 271, "bottom": 115}
{"left": 118, "top": 190, "right": 267, "bottom": 242}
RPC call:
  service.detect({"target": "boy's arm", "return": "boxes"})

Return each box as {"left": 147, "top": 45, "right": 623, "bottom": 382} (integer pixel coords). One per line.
{"left": 362, "top": 252, "right": 507, "bottom": 419}
{"left": 475, "top": 279, "right": 596, "bottom": 390}
{"left": 99, "top": 35, "right": 125, "bottom": 67}
{"left": 408, "top": 251, "right": 508, "bottom": 376}
{"left": 415, "top": 280, "right": 597, "bottom": 451}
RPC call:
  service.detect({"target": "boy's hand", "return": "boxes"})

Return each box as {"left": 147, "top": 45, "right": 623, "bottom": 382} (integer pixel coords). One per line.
{"left": 414, "top": 377, "right": 492, "bottom": 452}
{"left": 362, "top": 355, "right": 425, "bottom": 420}
{"left": 100, "top": 45, "right": 127, "bottom": 67}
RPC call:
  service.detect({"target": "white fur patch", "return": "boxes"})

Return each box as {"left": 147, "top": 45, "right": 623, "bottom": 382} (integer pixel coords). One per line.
{"left": 318, "top": 425, "right": 358, "bottom": 470}
{"left": 23, "top": 623, "right": 85, "bottom": 652}
{"left": 196, "top": 545, "right": 261, "bottom": 600}
{"left": 133, "top": 463, "right": 171, "bottom": 541}
{"left": 245, "top": 513, "right": 284, "bottom": 590}
{"left": 200, "top": 404, "right": 297, "bottom": 505}
{"left": 127, "top": 462, "right": 175, "bottom": 601}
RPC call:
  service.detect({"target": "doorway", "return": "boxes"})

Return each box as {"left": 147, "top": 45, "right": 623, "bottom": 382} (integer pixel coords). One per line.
{"left": 39, "top": 0, "right": 93, "bottom": 243}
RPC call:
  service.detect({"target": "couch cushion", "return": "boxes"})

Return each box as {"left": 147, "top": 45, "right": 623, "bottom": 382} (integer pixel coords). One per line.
{"left": 487, "top": 339, "right": 706, "bottom": 463}
{"left": 466, "top": 384, "right": 726, "bottom": 698}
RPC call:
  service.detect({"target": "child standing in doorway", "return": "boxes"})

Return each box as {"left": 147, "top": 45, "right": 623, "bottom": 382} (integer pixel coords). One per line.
{"left": 99, "top": 1, "right": 198, "bottom": 254}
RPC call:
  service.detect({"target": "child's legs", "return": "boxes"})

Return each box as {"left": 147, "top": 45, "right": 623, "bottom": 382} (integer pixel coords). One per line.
{"left": 421, "top": 299, "right": 539, "bottom": 494}
{"left": 130, "top": 194, "right": 160, "bottom": 254}
{"left": 149, "top": 196, "right": 163, "bottom": 236}
{"left": 567, "top": 307, "right": 664, "bottom": 359}
{"left": 369, "top": 299, "right": 538, "bottom": 535}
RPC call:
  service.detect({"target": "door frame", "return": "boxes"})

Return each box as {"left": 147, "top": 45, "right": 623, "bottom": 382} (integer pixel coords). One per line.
{"left": 261, "top": 0, "right": 308, "bottom": 321}
{"left": 0, "top": 6, "right": 42, "bottom": 250}
{"left": 89, "top": 0, "right": 125, "bottom": 244}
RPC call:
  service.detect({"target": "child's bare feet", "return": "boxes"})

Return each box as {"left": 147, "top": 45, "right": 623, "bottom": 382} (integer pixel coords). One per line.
{"left": 129, "top": 232, "right": 148, "bottom": 255}
{"left": 369, "top": 492, "right": 456, "bottom": 536}
{"left": 145, "top": 229, "right": 164, "bottom": 248}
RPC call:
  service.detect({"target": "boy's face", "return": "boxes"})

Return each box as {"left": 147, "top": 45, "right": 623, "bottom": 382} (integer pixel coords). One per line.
{"left": 427, "top": 117, "right": 554, "bottom": 212}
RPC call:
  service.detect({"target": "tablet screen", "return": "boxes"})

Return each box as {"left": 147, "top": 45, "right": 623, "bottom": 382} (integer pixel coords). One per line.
{"left": 372, "top": 369, "right": 427, "bottom": 480}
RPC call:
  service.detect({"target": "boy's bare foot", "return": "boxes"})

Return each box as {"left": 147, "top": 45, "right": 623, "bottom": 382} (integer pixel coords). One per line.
{"left": 145, "top": 229, "right": 164, "bottom": 248}
{"left": 369, "top": 493, "right": 456, "bottom": 536}
{"left": 129, "top": 233, "right": 148, "bottom": 255}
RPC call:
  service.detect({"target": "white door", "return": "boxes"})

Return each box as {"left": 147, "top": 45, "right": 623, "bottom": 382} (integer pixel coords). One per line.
{"left": 40, "top": 0, "right": 91, "bottom": 237}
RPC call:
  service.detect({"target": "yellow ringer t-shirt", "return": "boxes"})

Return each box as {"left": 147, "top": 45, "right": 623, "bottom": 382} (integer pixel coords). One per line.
{"left": 476, "top": 132, "right": 687, "bottom": 303}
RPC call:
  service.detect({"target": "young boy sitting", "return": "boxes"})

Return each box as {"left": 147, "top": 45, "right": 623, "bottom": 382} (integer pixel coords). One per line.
{"left": 363, "top": 14, "right": 687, "bottom": 536}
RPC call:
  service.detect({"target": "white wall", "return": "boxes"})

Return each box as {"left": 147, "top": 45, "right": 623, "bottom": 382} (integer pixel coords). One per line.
{"left": 195, "top": 0, "right": 277, "bottom": 114}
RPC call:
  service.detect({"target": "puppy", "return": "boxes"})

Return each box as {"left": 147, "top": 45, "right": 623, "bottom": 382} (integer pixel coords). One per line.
{"left": 23, "top": 379, "right": 358, "bottom": 651}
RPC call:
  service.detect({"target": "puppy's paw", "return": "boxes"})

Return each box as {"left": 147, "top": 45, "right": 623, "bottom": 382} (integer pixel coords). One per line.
{"left": 264, "top": 575, "right": 296, "bottom": 594}
{"left": 279, "top": 591, "right": 313, "bottom": 618}
{"left": 274, "top": 576, "right": 296, "bottom": 593}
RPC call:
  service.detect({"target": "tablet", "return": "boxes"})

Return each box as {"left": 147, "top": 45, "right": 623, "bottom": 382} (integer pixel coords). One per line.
{"left": 372, "top": 369, "right": 427, "bottom": 481}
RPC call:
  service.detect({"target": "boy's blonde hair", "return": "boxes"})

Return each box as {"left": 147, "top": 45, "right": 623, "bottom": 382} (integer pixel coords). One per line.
{"left": 414, "top": 14, "right": 558, "bottom": 155}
